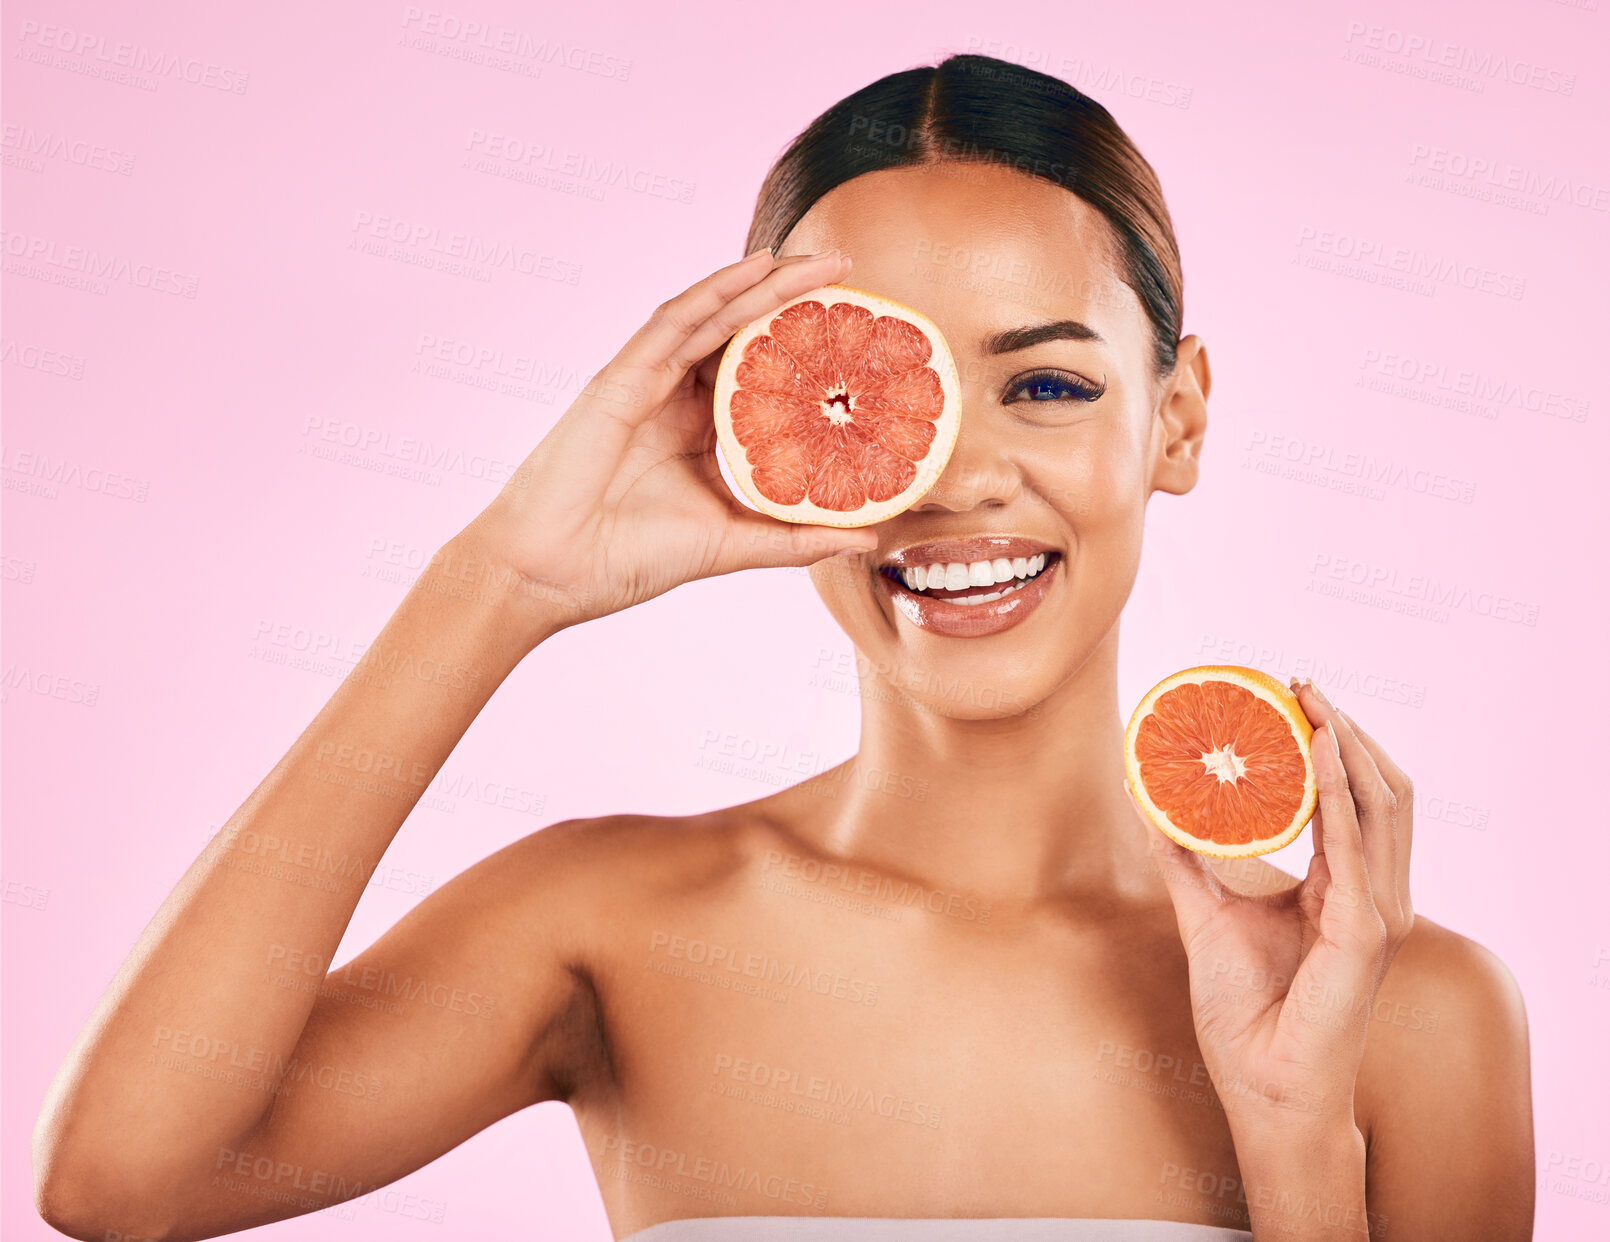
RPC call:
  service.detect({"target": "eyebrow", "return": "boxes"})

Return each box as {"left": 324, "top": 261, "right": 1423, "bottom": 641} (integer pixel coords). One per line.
{"left": 983, "top": 320, "right": 1104, "bottom": 354}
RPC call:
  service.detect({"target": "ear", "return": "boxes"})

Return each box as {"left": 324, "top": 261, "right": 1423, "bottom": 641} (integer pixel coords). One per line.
{"left": 1150, "top": 334, "right": 1210, "bottom": 497}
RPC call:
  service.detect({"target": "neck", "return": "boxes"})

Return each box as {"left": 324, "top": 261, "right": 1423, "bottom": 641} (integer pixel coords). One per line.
{"left": 801, "top": 633, "right": 1165, "bottom": 908}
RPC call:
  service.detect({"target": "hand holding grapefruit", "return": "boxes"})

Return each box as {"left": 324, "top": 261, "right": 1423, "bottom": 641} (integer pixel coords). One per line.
{"left": 1129, "top": 670, "right": 1418, "bottom": 1179}
{"left": 456, "top": 249, "right": 882, "bottom": 639}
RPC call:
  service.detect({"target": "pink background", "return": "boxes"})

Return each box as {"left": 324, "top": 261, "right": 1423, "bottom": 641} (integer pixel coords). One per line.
{"left": 4, "top": 1, "right": 1606, "bottom": 1237}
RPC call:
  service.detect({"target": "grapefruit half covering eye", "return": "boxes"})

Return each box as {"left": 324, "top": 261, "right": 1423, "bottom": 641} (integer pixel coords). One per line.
{"left": 1125, "top": 665, "right": 1318, "bottom": 858}
{"left": 712, "top": 283, "right": 962, "bottom": 528}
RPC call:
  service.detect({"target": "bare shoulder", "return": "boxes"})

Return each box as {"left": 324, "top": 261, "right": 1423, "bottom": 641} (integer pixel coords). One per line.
{"left": 1355, "top": 914, "right": 1534, "bottom": 1238}
{"left": 480, "top": 805, "right": 782, "bottom": 955}
{"left": 502, "top": 806, "right": 777, "bottom": 899}
{"left": 1361, "top": 913, "right": 1529, "bottom": 1077}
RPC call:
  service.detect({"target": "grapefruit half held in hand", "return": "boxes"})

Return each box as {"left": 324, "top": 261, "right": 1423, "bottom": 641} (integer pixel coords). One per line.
{"left": 712, "top": 284, "right": 962, "bottom": 528}
{"left": 1124, "top": 665, "right": 1318, "bottom": 858}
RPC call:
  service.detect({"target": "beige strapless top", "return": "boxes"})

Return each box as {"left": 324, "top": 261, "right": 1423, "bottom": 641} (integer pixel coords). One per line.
{"left": 619, "top": 1218, "right": 1253, "bottom": 1241}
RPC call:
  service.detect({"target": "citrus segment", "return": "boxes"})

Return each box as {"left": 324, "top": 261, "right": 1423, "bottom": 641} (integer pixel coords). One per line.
{"left": 713, "top": 284, "right": 962, "bottom": 528}
{"left": 1124, "top": 665, "right": 1317, "bottom": 858}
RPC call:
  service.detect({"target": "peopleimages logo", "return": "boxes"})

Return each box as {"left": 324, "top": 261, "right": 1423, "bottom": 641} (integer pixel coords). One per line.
{"left": 646, "top": 931, "right": 880, "bottom": 1007}
{"left": 464, "top": 130, "right": 694, "bottom": 204}
{"left": 1307, "top": 553, "right": 1541, "bottom": 627}
{"left": 0, "top": 125, "right": 137, "bottom": 175}
{"left": 0, "top": 229, "right": 200, "bottom": 298}
{"left": 955, "top": 37, "right": 1195, "bottom": 109}
{"left": 1358, "top": 348, "right": 1590, "bottom": 424}
{"left": 349, "top": 210, "right": 582, "bottom": 286}
{"left": 1294, "top": 226, "right": 1525, "bottom": 301}
{"left": 1343, "top": 22, "right": 1576, "bottom": 94}
{"left": 1409, "top": 144, "right": 1608, "bottom": 213}
{"left": 14, "top": 19, "right": 251, "bottom": 93}
{"left": 398, "top": 7, "right": 631, "bottom": 81}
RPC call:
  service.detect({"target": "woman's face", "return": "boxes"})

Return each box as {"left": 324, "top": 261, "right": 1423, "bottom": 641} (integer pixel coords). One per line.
{"left": 782, "top": 161, "right": 1208, "bottom": 720}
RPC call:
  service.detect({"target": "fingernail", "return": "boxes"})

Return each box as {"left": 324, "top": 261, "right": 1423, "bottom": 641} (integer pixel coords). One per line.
{"left": 744, "top": 245, "right": 772, "bottom": 261}
{"left": 834, "top": 545, "right": 865, "bottom": 557}
{"left": 1327, "top": 724, "right": 1341, "bottom": 758}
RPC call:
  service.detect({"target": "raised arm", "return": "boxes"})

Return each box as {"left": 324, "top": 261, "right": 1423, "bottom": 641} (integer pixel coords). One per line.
{"left": 33, "top": 246, "right": 874, "bottom": 1241}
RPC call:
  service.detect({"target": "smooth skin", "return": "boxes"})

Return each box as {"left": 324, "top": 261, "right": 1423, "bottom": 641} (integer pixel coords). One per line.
{"left": 34, "top": 163, "right": 1532, "bottom": 1242}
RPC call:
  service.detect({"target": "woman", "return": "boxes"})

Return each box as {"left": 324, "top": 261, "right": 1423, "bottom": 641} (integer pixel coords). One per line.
{"left": 33, "top": 54, "right": 1533, "bottom": 1241}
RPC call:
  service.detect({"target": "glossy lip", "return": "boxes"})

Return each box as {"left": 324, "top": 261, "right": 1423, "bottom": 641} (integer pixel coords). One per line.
{"left": 880, "top": 535, "right": 1060, "bottom": 569}
{"left": 876, "top": 544, "right": 1064, "bottom": 639}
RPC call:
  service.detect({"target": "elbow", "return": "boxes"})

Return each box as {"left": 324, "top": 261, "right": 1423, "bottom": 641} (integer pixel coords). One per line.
{"left": 33, "top": 1134, "right": 183, "bottom": 1242}
{"left": 35, "top": 1174, "right": 181, "bottom": 1242}
{"left": 33, "top": 1069, "right": 188, "bottom": 1240}
{"left": 34, "top": 1177, "right": 112, "bottom": 1241}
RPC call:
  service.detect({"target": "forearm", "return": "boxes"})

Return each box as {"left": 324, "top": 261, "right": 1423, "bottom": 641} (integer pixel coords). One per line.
{"left": 1232, "top": 1119, "right": 1377, "bottom": 1241}
{"left": 35, "top": 532, "right": 554, "bottom": 1192}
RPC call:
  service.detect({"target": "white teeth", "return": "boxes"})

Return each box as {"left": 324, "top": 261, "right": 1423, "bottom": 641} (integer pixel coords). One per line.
{"left": 890, "top": 550, "right": 1055, "bottom": 598}
{"left": 951, "top": 580, "right": 1031, "bottom": 606}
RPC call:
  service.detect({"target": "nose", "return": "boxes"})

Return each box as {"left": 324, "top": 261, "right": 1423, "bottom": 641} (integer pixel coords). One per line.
{"left": 908, "top": 407, "right": 1021, "bottom": 513}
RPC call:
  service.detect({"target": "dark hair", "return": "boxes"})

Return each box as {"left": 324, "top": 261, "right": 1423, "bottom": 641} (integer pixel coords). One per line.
{"left": 745, "top": 54, "right": 1184, "bottom": 377}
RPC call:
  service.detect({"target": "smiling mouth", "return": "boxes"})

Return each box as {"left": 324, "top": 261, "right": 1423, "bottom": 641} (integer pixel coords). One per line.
{"left": 878, "top": 551, "right": 1063, "bottom": 606}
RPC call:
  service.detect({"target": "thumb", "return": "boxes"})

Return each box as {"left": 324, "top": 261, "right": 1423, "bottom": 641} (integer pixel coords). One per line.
{"left": 1125, "top": 777, "right": 1225, "bottom": 938}
{"left": 725, "top": 514, "right": 879, "bottom": 570}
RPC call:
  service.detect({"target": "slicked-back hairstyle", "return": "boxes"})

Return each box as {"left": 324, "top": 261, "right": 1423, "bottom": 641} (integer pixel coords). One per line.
{"left": 745, "top": 54, "right": 1185, "bottom": 377}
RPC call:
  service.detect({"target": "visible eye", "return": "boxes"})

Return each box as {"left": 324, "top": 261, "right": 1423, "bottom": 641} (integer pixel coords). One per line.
{"left": 1004, "top": 369, "right": 1106, "bottom": 404}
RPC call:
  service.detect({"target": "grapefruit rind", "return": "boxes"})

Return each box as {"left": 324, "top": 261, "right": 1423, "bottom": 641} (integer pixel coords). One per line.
{"left": 1124, "top": 664, "right": 1317, "bottom": 859}
{"left": 711, "top": 283, "right": 963, "bottom": 529}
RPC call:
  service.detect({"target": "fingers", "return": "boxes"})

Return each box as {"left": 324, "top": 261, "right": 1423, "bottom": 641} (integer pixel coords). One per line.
{"left": 664, "top": 251, "right": 852, "bottom": 375}
{"left": 1307, "top": 719, "right": 1371, "bottom": 909}
{"left": 684, "top": 257, "right": 819, "bottom": 391}
{"left": 577, "top": 249, "right": 774, "bottom": 431}
{"left": 612, "top": 250, "right": 851, "bottom": 406}
{"left": 1291, "top": 679, "right": 1408, "bottom": 953}
{"left": 718, "top": 512, "right": 878, "bottom": 571}
{"left": 1335, "top": 706, "right": 1415, "bottom": 930}
{"left": 606, "top": 246, "right": 771, "bottom": 385}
